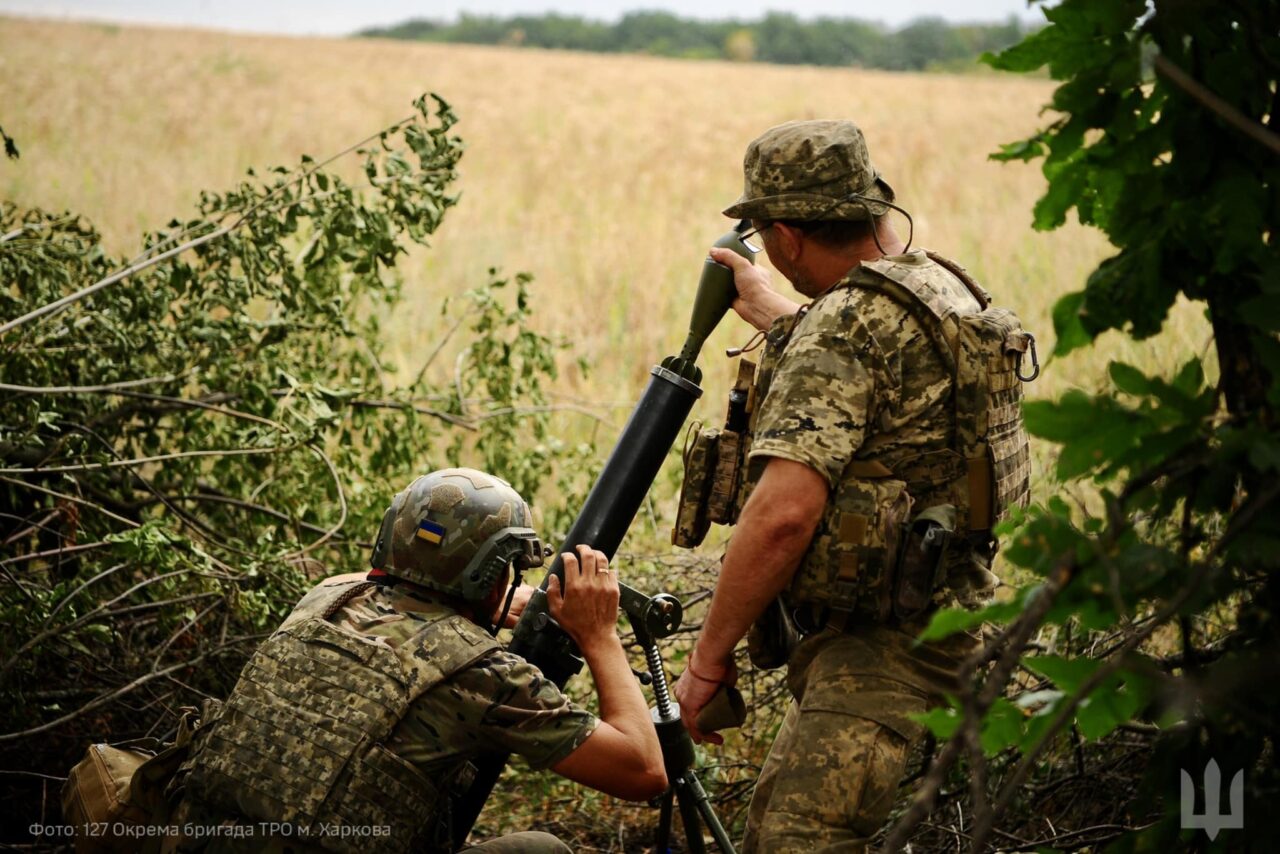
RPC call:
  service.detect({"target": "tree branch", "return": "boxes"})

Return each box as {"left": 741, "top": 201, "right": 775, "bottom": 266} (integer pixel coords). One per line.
{"left": 1154, "top": 54, "right": 1280, "bottom": 157}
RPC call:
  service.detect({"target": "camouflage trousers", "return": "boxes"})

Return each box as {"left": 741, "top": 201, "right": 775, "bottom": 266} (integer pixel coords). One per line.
{"left": 741, "top": 620, "right": 976, "bottom": 853}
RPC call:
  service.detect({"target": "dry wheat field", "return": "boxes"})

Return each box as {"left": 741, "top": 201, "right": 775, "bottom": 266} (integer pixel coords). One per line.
{"left": 1, "top": 16, "right": 1211, "bottom": 513}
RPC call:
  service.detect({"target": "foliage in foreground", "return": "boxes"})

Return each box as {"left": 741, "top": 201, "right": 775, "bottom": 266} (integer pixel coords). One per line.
{"left": 886, "top": 2, "right": 1280, "bottom": 851}
{"left": 0, "top": 95, "right": 599, "bottom": 839}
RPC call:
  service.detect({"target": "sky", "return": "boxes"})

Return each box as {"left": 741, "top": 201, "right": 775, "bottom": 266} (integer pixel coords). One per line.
{"left": 0, "top": 1, "right": 1044, "bottom": 36}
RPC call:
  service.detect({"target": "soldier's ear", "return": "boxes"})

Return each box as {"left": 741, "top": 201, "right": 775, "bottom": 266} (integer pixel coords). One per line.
{"left": 772, "top": 222, "right": 804, "bottom": 262}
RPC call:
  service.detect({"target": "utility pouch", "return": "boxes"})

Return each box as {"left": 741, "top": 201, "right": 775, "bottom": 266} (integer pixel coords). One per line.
{"left": 789, "top": 472, "right": 913, "bottom": 624}
{"left": 707, "top": 429, "right": 742, "bottom": 525}
{"left": 747, "top": 597, "right": 800, "bottom": 670}
{"left": 62, "top": 744, "right": 155, "bottom": 851}
{"left": 673, "top": 423, "right": 718, "bottom": 548}
{"left": 63, "top": 702, "right": 216, "bottom": 853}
{"left": 892, "top": 504, "right": 956, "bottom": 622}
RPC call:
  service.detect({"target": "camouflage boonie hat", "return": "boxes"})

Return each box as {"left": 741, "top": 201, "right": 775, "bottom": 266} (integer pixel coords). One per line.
{"left": 370, "top": 468, "right": 543, "bottom": 601}
{"left": 723, "top": 120, "right": 895, "bottom": 222}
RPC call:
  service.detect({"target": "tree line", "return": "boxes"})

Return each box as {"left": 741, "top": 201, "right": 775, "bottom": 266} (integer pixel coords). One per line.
{"left": 357, "top": 11, "right": 1034, "bottom": 72}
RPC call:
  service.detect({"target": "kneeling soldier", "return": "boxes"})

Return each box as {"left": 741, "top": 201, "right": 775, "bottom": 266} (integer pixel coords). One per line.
{"left": 166, "top": 467, "right": 666, "bottom": 852}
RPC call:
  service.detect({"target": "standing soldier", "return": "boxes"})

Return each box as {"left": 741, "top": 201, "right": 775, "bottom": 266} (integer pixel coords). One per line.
{"left": 165, "top": 467, "right": 666, "bottom": 852}
{"left": 673, "top": 120, "right": 1033, "bottom": 851}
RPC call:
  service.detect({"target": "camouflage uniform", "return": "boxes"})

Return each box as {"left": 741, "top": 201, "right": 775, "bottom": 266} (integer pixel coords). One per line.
{"left": 166, "top": 575, "right": 592, "bottom": 854}
{"left": 719, "top": 122, "right": 1011, "bottom": 852}
{"left": 736, "top": 259, "right": 987, "bottom": 853}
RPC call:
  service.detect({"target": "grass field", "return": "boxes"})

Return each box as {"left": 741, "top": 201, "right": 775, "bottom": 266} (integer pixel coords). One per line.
{"left": 2, "top": 16, "right": 1209, "bottom": 418}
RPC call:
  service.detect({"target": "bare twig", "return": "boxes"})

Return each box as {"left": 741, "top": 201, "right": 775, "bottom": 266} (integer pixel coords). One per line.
{"left": 281, "top": 444, "right": 347, "bottom": 559}
{"left": 0, "top": 375, "right": 182, "bottom": 394}
{"left": 0, "top": 640, "right": 245, "bottom": 742}
{"left": 1, "top": 568, "right": 193, "bottom": 677}
{"left": 0, "top": 539, "right": 111, "bottom": 569}
{"left": 349, "top": 397, "right": 474, "bottom": 429}
{"left": 0, "top": 112, "right": 420, "bottom": 338}
{"left": 0, "top": 770, "right": 67, "bottom": 782}
{"left": 1154, "top": 54, "right": 1280, "bottom": 157}
{"left": 114, "top": 390, "right": 287, "bottom": 430}
{"left": 0, "top": 444, "right": 287, "bottom": 475}
{"left": 884, "top": 560, "right": 1073, "bottom": 851}
{"left": 969, "top": 557, "right": 1218, "bottom": 850}
{"left": 44, "top": 562, "right": 130, "bottom": 623}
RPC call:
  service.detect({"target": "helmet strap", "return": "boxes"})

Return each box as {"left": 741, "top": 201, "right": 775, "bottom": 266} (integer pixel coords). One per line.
{"left": 490, "top": 571, "right": 522, "bottom": 637}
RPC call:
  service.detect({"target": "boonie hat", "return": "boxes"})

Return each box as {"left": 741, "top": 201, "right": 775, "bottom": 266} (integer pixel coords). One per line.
{"left": 723, "top": 120, "right": 895, "bottom": 222}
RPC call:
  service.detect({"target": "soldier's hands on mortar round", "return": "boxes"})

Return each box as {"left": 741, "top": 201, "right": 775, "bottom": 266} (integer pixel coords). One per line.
{"left": 546, "top": 545, "right": 620, "bottom": 650}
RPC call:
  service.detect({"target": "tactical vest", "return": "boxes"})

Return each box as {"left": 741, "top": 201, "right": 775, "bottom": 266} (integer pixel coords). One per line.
{"left": 674, "top": 250, "right": 1034, "bottom": 625}
{"left": 183, "top": 579, "right": 499, "bottom": 853}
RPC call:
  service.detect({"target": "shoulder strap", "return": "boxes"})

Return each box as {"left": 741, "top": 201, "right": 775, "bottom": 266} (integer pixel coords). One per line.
{"left": 322, "top": 580, "right": 377, "bottom": 618}
{"left": 276, "top": 578, "right": 374, "bottom": 633}
{"left": 849, "top": 258, "right": 960, "bottom": 376}
{"left": 924, "top": 250, "right": 991, "bottom": 308}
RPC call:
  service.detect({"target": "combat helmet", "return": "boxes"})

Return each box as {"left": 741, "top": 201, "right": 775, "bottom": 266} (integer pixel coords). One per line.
{"left": 369, "top": 468, "right": 544, "bottom": 602}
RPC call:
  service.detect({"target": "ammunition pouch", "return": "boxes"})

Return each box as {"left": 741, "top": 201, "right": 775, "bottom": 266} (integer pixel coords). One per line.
{"left": 787, "top": 468, "right": 913, "bottom": 624}
{"left": 709, "top": 430, "right": 743, "bottom": 525}
{"left": 672, "top": 358, "right": 757, "bottom": 549}
{"left": 673, "top": 424, "right": 716, "bottom": 548}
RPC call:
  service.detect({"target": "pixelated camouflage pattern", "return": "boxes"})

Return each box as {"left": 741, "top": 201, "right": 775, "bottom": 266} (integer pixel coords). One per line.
{"left": 708, "top": 429, "right": 742, "bottom": 524}
{"left": 385, "top": 468, "right": 536, "bottom": 600}
{"left": 739, "top": 250, "right": 1029, "bottom": 614}
{"left": 741, "top": 623, "right": 977, "bottom": 852}
{"left": 857, "top": 253, "right": 1033, "bottom": 531}
{"left": 723, "top": 120, "right": 895, "bottom": 222}
{"left": 672, "top": 425, "right": 717, "bottom": 548}
{"left": 182, "top": 578, "right": 500, "bottom": 853}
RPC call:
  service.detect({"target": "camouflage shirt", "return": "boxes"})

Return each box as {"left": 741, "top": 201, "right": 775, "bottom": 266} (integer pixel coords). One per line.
{"left": 330, "top": 580, "right": 599, "bottom": 773}
{"left": 746, "top": 249, "right": 1000, "bottom": 607}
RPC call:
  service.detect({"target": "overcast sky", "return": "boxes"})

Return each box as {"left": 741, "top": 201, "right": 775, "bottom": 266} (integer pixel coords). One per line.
{"left": 0, "top": 1, "right": 1044, "bottom": 36}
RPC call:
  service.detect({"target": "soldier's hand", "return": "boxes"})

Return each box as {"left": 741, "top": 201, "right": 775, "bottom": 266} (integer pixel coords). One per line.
{"left": 673, "top": 654, "right": 738, "bottom": 746}
{"left": 709, "top": 246, "right": 800, "bottom": 332}
{"left": 546, "top": 545, "right": 620, "bottom": 651}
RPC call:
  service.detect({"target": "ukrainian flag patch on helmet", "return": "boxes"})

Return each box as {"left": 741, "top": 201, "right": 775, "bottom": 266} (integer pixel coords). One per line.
{"left": 416, "top": 518, "right": 446, "bottom": 544}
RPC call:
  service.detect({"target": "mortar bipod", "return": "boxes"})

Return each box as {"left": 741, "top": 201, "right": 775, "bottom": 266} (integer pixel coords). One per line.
{"left": 619, "top": 582, "right": 737, "bottom": 854}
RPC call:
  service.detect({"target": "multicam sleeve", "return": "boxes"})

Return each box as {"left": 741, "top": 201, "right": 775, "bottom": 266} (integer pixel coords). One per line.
{"left": 747, "top": 317, "right": 883, "bottom": 489}
{"left": 410, "top": 649, "right": 598, "bottom": 772}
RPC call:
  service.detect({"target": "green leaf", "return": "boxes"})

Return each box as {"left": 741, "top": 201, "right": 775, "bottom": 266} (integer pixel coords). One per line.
{"left": 918, "top": 597, "right": 1025, "bottom": 642}
{"left": 1033, "top": 156, "right": 1089, "bottom": 231}
{"left": 1022, "top": 654, "right": 1100, "bottom": 694}
{"left": 912, "top": 703, "right": 961, "bottom": 741}
{"left": 1109, "top": 361, "right": 1152, "bottom": 396}
{"left": 990, "top": 136, "right": 1046, "bottom": 163}
{"left": 981, "top": 697, "right": 1026, "bottom": 755}
{"left": 1050, "top": 291, "right": 1091, "bottom": 356}
{"left": 1022, "top": 390, "right": 1098, "bottom": 442}
{"left": 1248, "top": 438, "right": 1280, "bottom": 473}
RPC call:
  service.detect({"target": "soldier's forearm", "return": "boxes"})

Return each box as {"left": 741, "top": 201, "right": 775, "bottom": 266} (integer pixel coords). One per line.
{"left": 695, "top": 516, "right": 808, "bottom": 671}
{"left": 694, "top": 458, "right": 826, "bottom": 670}
{"left": 582, "top": 633, "right": 652, "bottom": 740}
